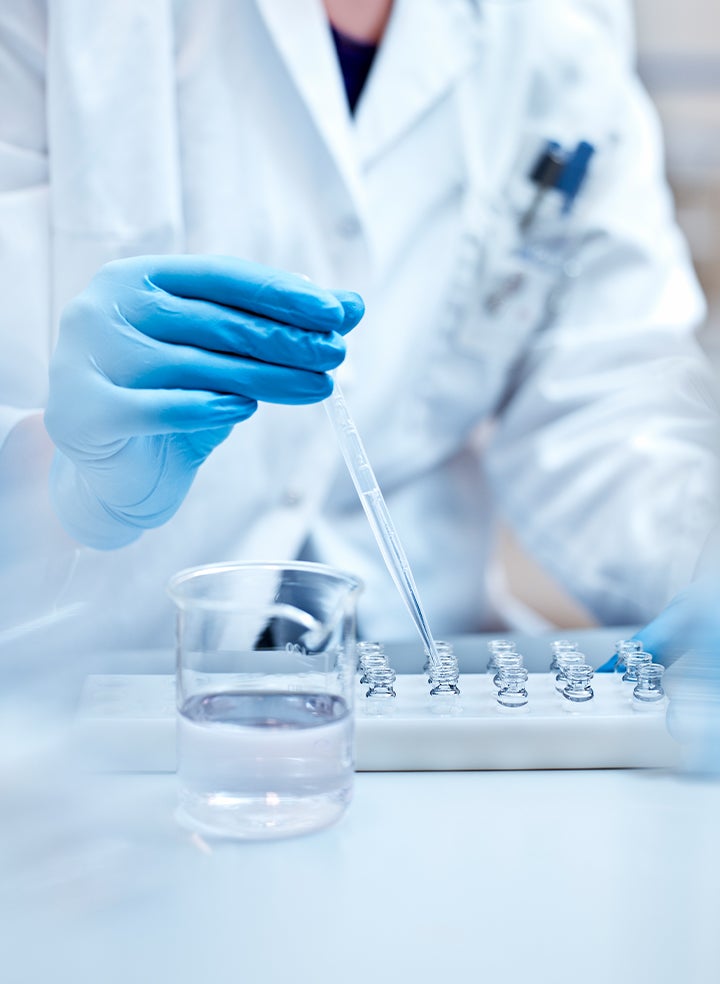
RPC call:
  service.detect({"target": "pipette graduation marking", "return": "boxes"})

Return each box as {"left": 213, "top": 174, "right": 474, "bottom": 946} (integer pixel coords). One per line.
{"left": 324, "top": 380, "right": 442, "bottom": 671}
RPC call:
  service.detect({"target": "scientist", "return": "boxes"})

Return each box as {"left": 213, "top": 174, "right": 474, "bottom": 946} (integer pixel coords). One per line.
{"left": 1, "top": 0, "right": 718, "bottom": 650}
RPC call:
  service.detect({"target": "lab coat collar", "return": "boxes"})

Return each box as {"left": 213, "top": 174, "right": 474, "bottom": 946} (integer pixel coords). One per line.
{"left": 255, "top": 0, "right": 485, "bottom": 190}
{"left": 254, "top": 0, "right": 365, "bottom": 207}
{"left": 354, "top": 0, "right": 486, "bottom": 167}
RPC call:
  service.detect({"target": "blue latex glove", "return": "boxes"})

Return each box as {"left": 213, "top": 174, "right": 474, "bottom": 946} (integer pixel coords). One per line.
{"left": 596, "top": 584, "right": 713, "bottom": 672}
{"left": 45, "top": 255, "right": 364, "bottom": 548}
{"left": 633, "top": 580, "right": 719, "bottom": 666}
{"left": 630, "top": 578, "right": 720, "bottom": 774}
{"left": 595, "top": 580, "right": 717, "bottom": 670}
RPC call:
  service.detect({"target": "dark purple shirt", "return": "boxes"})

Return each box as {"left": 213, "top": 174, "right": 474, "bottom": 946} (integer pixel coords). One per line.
{"left": 330, "top": 25, "right": 378, "bottom": 114}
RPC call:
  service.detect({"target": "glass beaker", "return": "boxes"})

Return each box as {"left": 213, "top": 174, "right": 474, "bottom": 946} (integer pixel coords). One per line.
{"left": 168, "top": 561, "right": 362, "bottom": 840}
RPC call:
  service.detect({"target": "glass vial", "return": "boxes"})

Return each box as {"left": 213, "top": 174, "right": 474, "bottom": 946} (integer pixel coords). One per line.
{"left": 621, "top": 651, "right": 653, "bottom": 691}
{"left": 365, "top": 663, "right": 397, "bottom": 699}
{"left": 562, "top": 664, "right": 594, "bottom": 705}
{"left": 355, "top": 642, "right": 385, "bottom": 683}
{"left": 357, "top": 641, "right": 385, "bottom": 684}
{"left": 549, "top": 639, "right": 579, "bottom": 674}
{"left": 486, "top": 639, "right": 517, "bottom": 675}
{"left": 496, "top": 667, "right": 530, "bottom": 710}
{"left": 613, "top": 639, "right": 643, "bottom": 679}
{"left": 428, "top": 645, "right": 460, "bottom": 696}
{"left": 493, "top": 651, "right": 523, "bottom": 692}
{"left": 632, "top": 663, "right": 665, "bottom": 710}
{"left": 555, "top": 651, "right": 585, "bottom": 694}
{"left": 424, "top": 639, "right": 453, "bottom": 676}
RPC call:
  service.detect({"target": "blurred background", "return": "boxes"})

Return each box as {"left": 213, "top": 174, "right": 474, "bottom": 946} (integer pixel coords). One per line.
{"left": 501, "top": 0, "right": 720, "bottom": 628}
{"left": 636, "top": 0, "right": 720, "bottom": 361}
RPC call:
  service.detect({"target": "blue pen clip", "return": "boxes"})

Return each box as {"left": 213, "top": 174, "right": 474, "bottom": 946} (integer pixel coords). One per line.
{"left": 521, "top": 140, "right": 594, "bottom": 232}
{"left": 520, "top": 141, "right": 566, "bottom": 233}
{"left": 556, "top": 140, "right": 595, "bottom": 214}
{"left": 529, "top": 140, "right": 565, "bottom": 187}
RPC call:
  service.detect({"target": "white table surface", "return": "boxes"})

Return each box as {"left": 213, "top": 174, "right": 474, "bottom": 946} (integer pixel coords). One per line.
{"left": 3, "top": 632, "right": 720, "bottom": 984}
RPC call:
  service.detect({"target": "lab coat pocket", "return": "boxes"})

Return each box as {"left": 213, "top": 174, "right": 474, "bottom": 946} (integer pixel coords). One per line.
{"left": 418, "top": 197, "right": 579, "bottom": 436}
{"left": 447, "top": 199, "right": 569, "bottom": 360}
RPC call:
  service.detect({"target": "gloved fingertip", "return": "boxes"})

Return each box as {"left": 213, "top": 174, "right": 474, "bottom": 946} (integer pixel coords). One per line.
{"left": 330, "top": 290, "right": 365, "bottom": 334}
{"left": 214, "top": 396, "right": 258, "bottom": 420}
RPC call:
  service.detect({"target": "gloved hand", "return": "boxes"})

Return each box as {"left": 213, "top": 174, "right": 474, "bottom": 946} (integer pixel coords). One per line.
{"left": 596, "top": 582, "right": 716, "bottom": 671}
{"left": 45, "top": 255, "right": 364, "bottom": 548}
{"left": 630, "top": 578, "right": 720, "bottom": 775}
{"left": 632, "top": 579, "right": 720, "bottom": 666}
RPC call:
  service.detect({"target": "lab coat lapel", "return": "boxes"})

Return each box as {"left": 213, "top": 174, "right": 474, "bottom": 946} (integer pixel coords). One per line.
{"left": 254, "top": 0, "right": 365, "bottom": 207}
{"left": 355, "top": 0, "right": 486, "bottom": 166}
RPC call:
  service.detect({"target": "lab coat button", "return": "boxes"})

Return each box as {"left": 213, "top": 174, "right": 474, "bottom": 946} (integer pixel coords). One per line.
{"left": 282, "top": 488, "right": 304, "bottom": 507}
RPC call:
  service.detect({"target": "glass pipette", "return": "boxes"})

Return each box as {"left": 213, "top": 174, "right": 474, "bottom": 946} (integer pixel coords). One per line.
{"left": 324, "top": 380, "right": 442, "bottom": 671}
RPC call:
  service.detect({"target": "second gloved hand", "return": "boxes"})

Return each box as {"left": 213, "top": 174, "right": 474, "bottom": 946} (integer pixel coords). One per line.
{"left": 631, "top": 577, "right": 720, "bottom": 775}
{"left": 45, "top": 255, "right": 364, "bottom": 548}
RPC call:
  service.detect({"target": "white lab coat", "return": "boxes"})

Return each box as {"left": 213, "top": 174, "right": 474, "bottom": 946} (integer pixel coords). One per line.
{"left": 0, "top": 0, "right": 717, "bottom": 653}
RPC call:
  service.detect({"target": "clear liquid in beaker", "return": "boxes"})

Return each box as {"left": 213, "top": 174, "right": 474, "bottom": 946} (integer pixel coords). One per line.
{"left": 177, "top": 691, "right": 353, "bottom": 839}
